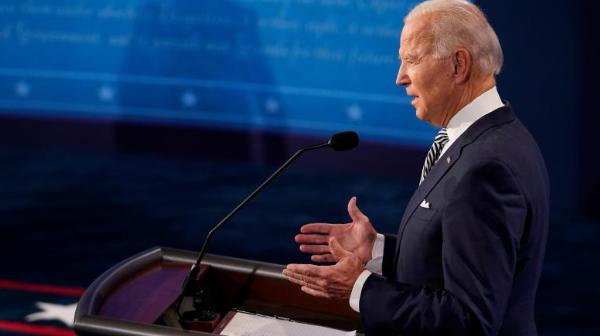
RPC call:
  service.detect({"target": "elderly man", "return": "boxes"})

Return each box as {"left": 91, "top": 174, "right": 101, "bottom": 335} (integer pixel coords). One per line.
{"left": 283, "top": 0, "right": 549, "bottom": 335}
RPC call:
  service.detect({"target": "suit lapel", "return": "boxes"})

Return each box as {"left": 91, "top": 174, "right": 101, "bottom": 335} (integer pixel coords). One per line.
{"left": 397, "top": 142, "right": 462, "bottom": 237}
{"left": 394, "top": 104, "right": 517, "bottom": 257}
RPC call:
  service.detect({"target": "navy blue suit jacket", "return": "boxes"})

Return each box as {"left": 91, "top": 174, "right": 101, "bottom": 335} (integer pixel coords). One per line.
{"left": 360, "top": 105, "right": 549, "bottom": 335}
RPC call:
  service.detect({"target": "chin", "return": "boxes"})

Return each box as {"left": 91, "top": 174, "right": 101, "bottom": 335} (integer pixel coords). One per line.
{"left": 415, "top": 110, "right": 438, "bottom": 126}
{"left": 415, "top": 109, "right": 427, "bottom": 122}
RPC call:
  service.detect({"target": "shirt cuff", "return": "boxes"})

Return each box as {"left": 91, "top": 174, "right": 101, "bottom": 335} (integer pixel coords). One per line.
{"left": 349, "top": 270, "right": 372, "bottom": 313}
{"left": 372, "top": 233, "right": 385, "bottom": 259}
{"left": 364, "top": 233, "right": 385, "bottom": 275}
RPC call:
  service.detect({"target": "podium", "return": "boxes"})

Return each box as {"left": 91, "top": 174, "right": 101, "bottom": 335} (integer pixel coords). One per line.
{"left": 74, "top": 247, "right": 360, "bottom": 335}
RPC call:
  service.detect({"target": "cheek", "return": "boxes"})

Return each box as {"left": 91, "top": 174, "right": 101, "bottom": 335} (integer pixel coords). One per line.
{"left": 410, "top": 71, "right": 432, "bottom": 94}
{"left": 419, "top": 74, "right": 451, "bottom": 104}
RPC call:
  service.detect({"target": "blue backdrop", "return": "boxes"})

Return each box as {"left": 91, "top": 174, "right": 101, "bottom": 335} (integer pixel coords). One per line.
{"left": 0, "top": 0, "right": 598, "bottom": 335}
{"left": 0, "top": 0, "right": 436, "bottom": 145}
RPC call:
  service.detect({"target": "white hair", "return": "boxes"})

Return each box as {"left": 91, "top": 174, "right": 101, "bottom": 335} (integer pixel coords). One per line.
{"left": 405, "top": 0, "right": 503, "bottom": 76}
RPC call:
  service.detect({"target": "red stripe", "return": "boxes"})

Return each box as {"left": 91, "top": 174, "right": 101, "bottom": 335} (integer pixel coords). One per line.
{"left": 0, "top": 321, "right": 75, "bottom": 336}
{"left": 0, "top": 280, "right": 84, "bottom": 297}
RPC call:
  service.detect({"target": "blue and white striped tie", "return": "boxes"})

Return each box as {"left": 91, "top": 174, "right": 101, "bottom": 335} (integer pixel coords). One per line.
{"left": 420, "top": 128, "right": 449, "bottom": 185}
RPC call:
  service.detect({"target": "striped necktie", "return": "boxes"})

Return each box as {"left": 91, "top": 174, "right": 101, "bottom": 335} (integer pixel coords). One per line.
{"left": 420, "top": 128, "right": 449, "bottom": 184}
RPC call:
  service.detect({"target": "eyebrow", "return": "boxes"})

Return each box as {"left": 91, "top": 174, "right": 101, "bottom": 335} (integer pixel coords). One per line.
{"left": 399, "top": 52, "right": 417, "bottom": 61}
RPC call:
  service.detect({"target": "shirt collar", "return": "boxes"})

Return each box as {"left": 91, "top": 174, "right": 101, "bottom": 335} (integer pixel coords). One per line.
{"left": 445, "top": 86, "right": 504, "bottom": 144}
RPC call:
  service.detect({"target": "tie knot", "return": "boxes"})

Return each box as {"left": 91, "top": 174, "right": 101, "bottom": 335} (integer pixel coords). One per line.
{"left": 434, "top": 128, "right": 449, "bottom": 144}
{"left": 419, "top": 128, "right": 449, "bottom": 185}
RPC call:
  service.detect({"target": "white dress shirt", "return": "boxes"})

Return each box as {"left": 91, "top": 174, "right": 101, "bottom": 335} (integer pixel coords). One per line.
{"left": 349, "top": 86, "right": 504, "bottom": 312}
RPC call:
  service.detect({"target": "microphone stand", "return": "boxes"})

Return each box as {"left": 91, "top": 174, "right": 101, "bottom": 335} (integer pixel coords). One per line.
{"left": 177, "top": 141, "right": 330, "bottom": 325}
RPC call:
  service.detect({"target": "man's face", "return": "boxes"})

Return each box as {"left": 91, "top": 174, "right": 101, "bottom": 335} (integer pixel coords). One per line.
{"left": 396, "top": 18, "right": 456, "bottom": 127}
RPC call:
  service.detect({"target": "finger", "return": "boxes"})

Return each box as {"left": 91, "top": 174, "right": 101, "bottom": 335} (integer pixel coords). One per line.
{"left": 290, "top": 274, "right": 346, "bottom": 299}
{"left": 300, "top": 223, "right": 335, "bottom": 234}
{"left": 284, "top": 272, "right": 306, "bottom": 287}
{"left": 295, "top": 234, "right": 330, "bottom": 244}
{"left": 282, "top": 269, "right": 308, "bottom": 284}
{"left": 329, "top": 237, "right": 352, "bottom": 260}
{"left": 301, "top": 286, "right": 331, "bottom": 299}
{"left": 286, "top": 263, "right": 324, "bottom": 277}
{"left": 299, "top": 244, "right": 330, "bottom": 255}
{"left": 311, "top": 254, "right": 336, "bottom": 263}
{"left": 347, "top": 196, "right": 368, "bottom": 222}
{"left": 284, "top": 272, "right": 314, "bottom": 288}
{"left": 282, "top": 269, "right": 327, "bottom": 289}
{"left": 284, "top": 269, "right": 347, "bottom": 300}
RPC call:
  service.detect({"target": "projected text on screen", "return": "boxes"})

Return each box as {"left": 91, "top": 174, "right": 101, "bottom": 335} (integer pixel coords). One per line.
{"left": 0, "top": 0, "right": 436, "bottom": 145}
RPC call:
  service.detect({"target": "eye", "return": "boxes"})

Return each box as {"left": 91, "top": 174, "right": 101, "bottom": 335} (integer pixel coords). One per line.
{"left": 402, "top": 58, "right": 416, "bottom": 67}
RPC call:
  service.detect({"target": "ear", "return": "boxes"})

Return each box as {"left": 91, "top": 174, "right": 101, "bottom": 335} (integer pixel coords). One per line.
{"left": 452, "top": 48, "right": 472, "bottom": 84}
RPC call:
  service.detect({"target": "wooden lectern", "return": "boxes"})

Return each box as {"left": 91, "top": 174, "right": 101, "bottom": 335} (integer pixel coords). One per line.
{"left": 74, "top": 247, "right": 361, "bottom": 335}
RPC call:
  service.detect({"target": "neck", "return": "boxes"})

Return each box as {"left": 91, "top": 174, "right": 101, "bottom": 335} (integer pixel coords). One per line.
{"left": 440, "top": 75, "right": 496, "bottom": 127}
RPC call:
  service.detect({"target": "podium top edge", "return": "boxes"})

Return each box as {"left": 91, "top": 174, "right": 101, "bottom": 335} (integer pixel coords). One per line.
{"left": 75, "top": 246, "right": 286, "bottom": 322}
{"left": 160, "top": 246, "right": 286, "bottom": 278}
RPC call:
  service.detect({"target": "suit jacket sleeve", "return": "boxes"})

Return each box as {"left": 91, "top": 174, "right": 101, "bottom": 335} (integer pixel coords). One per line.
{"left": 382, "top": 234, "right": 398, "bottom": 278}
{"left": 360, "top": 160, "right": 527, "bottom": 335}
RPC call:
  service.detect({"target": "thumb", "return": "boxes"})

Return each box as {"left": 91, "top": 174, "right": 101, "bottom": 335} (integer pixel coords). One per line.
{"left": 347, "top": 196, "right": 367, "bottom": 223}
{"left": 329, "top": 237, "right": 351, "bottom": 261}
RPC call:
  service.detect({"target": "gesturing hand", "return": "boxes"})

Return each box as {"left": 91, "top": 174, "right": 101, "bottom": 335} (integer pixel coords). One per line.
{"left": 284, "top": 237, "right": 364, "bottom": 300}
{"left": 295, "top": 196, "right": 377, "bottom": 264}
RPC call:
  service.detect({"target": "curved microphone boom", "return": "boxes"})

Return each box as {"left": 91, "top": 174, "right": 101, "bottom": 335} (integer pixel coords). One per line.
{"left": 178, "top": 131, "right": 359, "bottom": 323}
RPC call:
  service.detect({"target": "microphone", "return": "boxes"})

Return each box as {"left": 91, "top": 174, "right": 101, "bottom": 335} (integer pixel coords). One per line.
{"left": 177, "top": 131, "right": 359, "bottom": 325}
{"left": 328, "top": 131, "right": 359, "bottom": 151}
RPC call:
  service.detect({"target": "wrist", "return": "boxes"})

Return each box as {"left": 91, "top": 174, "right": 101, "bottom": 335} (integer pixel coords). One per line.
{"left": 358, "top": 234, "right": 377, "bottom": 264}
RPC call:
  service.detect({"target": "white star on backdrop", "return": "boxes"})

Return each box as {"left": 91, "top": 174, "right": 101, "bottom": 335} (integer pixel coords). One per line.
{"left": 181, "top": 90, "right": 197, "bottom": 108}
{"left": 15, "top": 81, "right": 30, "bottom": 97}
{"left": 98, "top": 85, "right": 115, "bottom": 102}
{"left": 264, "top": 97, "right": 280, "bottom": 114}
{"left": 347, "top": 103, "right": 363, "bottom": 121}
{"left": 25, "top": 302, "right": 77, "bottom": 327}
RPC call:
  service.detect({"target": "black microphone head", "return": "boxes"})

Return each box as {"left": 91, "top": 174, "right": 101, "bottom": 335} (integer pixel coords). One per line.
{"left": 328, "top": 131, "right": 359, "bottom": 151}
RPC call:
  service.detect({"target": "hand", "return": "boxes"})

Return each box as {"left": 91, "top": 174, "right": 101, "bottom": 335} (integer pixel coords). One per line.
{"left": 283, "top": 237, "right": 364, "bottom": 300}
{"left": 295, "top": 196, "right": 377, "bottom": 264}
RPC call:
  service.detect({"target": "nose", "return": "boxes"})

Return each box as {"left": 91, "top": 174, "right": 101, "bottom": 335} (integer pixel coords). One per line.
{"left": 396, "top": 63, "right": 409, "bottom": 87}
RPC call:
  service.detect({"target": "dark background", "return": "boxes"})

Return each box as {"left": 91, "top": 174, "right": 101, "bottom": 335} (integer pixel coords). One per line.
{"left": 1, "top": 1, "right": 599, "bottom": 335}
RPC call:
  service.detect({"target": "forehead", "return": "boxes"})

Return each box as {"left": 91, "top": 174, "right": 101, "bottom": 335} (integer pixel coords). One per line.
{"left": 399, "top": 17, "right": 434, "bottom": 56}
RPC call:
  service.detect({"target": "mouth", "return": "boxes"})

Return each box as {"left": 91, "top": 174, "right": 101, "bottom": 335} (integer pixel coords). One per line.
{"left": 410, "top": 96, "right": 419, "bottom": 106}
